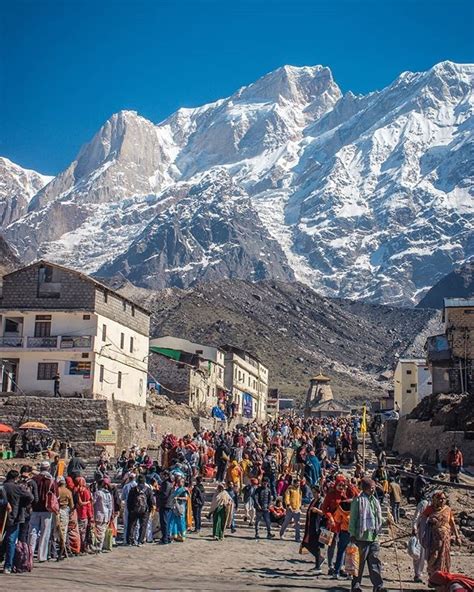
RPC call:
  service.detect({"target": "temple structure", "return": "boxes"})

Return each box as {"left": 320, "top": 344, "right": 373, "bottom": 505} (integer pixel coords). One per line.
{"left": 304, "top": 371, "right": 350, "bottom": 418}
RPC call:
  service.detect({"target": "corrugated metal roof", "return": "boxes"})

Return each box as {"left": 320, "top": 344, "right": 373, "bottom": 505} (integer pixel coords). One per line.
{"left": 444, "top": 298, "right": 474, "bottom": 308}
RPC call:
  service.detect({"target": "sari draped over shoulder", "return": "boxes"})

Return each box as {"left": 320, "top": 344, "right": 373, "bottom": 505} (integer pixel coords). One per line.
{"left": 300, "top": 498, "right": 324, "bottom": 557}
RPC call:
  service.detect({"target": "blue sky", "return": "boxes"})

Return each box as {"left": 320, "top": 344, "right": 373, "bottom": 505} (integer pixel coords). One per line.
{"left": 2, "top": 0, "right": 473, "bottom": 175}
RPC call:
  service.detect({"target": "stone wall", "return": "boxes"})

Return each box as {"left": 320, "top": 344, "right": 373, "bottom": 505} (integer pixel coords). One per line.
{"left": 391, "top": 416, "right": 474, "bottom": 465}
{"left": 94, "top": 289, "right": 150, "bottom": 336}
{"left": 0, "top": 394, "right": 213, "bottom": 458}
{"left": 1, "top": 263, "right": 96, "bottom": 310}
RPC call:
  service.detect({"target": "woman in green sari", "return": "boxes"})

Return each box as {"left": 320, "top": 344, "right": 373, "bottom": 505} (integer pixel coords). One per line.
{"left": 208, "top": 483, "right": 233, "bottom": 541}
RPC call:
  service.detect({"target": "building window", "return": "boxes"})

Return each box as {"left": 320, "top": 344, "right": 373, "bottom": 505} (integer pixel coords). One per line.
{"left": 83, "top": 314, "right": 90, "bottom": 320}
{"left": 406, "top": 370, "right": 412, "bottom": 375}
{"left": 130, "top": 337, "right": 134, "bottom": 353}
{"left": 37, "top": 362, "right": 58, "bottom": 380}
{"left": 122, "top": 300, "right": 127, "bottom": 312}
{"left": 131, "top": 305, "right": 135, "bottom": 317}
{"left": 34, "top": 315, "right": 52, "bottom": 337}
{"left": 81, "top": 353, "right": 89, "bottom": 359}
{"left": 37, "top": 265, "right": 60, "bottom": 298}
{"left": 104, "top": 292, "right": 108, "bottom": 303}
{"left": 102, "top": 324, "right": 107, "bottom": 342}
{"left": 117, "top": 371, "right": 122, "bottom": 388}
{"left": 406, "top": 389, "right": 412, "bottom": 394}
{"left": 99, "top": 365, "right": 104, "bottom": 383}
{"left": 120, "top": 333, "right": 125, "bottom": 349}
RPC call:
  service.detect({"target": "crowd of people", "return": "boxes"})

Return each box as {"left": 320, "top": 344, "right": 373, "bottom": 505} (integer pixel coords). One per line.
{"left": 0, "top": 414, "right": 471, "bottom": 592}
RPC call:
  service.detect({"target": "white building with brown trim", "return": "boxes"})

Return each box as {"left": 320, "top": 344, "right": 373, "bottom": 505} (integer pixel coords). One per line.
{"left": 0, "top": 261, "right": 151, "bottom": 406}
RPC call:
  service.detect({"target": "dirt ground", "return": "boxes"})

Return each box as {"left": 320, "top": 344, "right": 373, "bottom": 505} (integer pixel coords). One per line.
{"left": 4, "top": 524, "right": 473, "bottom": 592}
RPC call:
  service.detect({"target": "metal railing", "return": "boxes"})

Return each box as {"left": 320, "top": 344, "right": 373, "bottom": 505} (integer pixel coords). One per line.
{"left": 0, "top": 335, "right": 92, "bottom": 349}
{"left": 0, "top": 336, "right": 24, "bottom": 347}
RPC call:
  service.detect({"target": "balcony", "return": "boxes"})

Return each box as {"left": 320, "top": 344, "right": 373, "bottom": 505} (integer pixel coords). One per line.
{"left": 0, "top": 335, "right": 92, "bottom": 350}
{"left": 0, "top": 336, "right": 24, "bottom": 348}
{"left": 27, "top": 336, "right": 58, "bottom": 348}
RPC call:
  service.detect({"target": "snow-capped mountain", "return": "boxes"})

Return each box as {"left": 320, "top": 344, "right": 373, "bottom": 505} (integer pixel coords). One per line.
{"left": 4, "top": 61, "right": 474, "bottom": 304}
{"left": 0, "top": 157, "right": 53, "bottom": 227}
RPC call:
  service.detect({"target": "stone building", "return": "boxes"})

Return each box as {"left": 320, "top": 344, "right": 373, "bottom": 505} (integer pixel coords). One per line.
{"left": 149, "top": 336, "right": 225, "bottom": 413}
{"left": 304, "top": 372, "right": 333, "bottom": 416}
{"left": 223, "top": 345, "right": 268, "bottom": 421}
{"left": 425, "top": 298, "right": 474, "bottom": 395}
{"left": 0, "top": 260, "right": 150, "bottom": 406}
{"left": 393, "top": 359, "right": 432, "bottom": 416}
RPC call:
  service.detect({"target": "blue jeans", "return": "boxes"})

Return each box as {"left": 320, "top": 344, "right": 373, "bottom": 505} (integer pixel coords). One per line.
{"left": 159, "top": 508, "right": 172, "bottom": 543}
{"left": 334, "top": 530, "right": 351, "bottom": 574}
{"left": 4, "top": 523, "right": 19, "bottom": 570}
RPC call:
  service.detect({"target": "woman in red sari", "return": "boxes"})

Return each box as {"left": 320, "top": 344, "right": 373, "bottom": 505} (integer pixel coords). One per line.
{"left": 421, "top": 491, "right": 461, "bottom": 576}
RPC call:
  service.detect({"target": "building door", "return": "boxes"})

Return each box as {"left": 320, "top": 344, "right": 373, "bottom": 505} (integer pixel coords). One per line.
{"left": 1, "top": 360, "right": 18, "bottom": 392}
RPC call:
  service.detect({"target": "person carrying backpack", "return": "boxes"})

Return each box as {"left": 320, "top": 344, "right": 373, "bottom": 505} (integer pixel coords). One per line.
{"left": 2, "top": 469, "right": 34, "bottom": 573}
{"left": 126, "top": 475, "right": 155, "bottom": 546}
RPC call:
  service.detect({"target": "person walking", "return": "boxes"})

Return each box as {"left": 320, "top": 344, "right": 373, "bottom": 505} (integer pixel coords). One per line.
{"left": 156, "top": 471, "right": 173, "bottom": 545}
{"left": 1, "top": 469, "right": 34, "bottom": 574}
{"left": 253, "top": 478, "right": 274, "bottom": 540}
{"left": 388, "top": 477, "right": 402, "bottom": 524}
{"left": 280, "top": 477, "right": 302, "bottom": 542}
{"left": 29, "top": 461, "right": 58, "bottom": 563}
{"left": 300, "top": 485, "right": 324, "bottom": 575}
{"left": 191, "top": 476, "right": 205, "bottom": 533}
{"left": 349, "top": 477, "right": 386, "bottom": 592}
{"left": 243, "top": 478, "right": 258, "bottom": 526}
{"left": 208, "top": 483, "right": 233, "bottom": 541}
{"left": 53, "top": 372, "right": 61, "bottom": 398}
{"left": 412, "top": 491, "right": 429, "bottom": 583}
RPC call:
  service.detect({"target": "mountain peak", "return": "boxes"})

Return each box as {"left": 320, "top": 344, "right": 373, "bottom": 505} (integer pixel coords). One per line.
{"left": 234, "top": 64, "right": 341, "bottom": 105}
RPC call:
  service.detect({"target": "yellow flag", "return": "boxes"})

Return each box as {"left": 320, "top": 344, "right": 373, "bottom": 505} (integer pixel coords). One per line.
{"left": 361, "top": 405, "right": 367, "bottom": 434}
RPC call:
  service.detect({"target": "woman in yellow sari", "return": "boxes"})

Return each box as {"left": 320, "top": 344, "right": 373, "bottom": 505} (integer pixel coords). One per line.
{"left": 226, "top": 460, "right": 243, "bottom": 492}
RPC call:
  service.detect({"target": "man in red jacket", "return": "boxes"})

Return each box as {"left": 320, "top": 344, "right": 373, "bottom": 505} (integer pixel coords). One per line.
{"left": 29, "top": 461, "right": 58, "bottom": 562}
{"left": 321, "top": 474, "right": 347, "bottom": 576}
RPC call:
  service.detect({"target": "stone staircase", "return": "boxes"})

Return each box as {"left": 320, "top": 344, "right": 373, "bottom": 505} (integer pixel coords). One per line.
{"left": 200, "top": 477, "right": 298, "bottom": 537}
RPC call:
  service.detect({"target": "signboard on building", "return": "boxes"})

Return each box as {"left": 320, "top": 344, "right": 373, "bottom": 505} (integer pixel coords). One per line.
{"left": 243, "top": 392, "right": 253, "bottom": 418}
{"left": 95, "top": 429, "right": 117, "bottom": 445}
{"left": 69, "top": 361, "right": 91, "bottom": 378}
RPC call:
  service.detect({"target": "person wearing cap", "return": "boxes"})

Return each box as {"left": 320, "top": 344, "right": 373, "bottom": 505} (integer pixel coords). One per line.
{"left": 349, "top": 477, "right": 386, "bottom": 592}
{"left": 57, "top": 476, "right": 74, "bottom": 558}
{"left": 29, "top": 460, "right": 59, "bottom": 563}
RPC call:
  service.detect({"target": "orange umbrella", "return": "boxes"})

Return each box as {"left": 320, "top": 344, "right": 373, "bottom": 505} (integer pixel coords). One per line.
{"left": 0, "top": 423, "right": 14, "bottom": 433}
{"left": 19, "top": 421, "right": 50, "bottom": 431}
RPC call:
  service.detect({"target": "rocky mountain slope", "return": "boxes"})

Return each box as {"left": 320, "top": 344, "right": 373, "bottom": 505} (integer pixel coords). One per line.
{"left": 417, "top": 259, "right": 474, "bottom": 308}
{"left": 0, "top": 157, "right": 52, "bottom": 227}
{"left": 4, "top": 62, "right": 474, "bottom": 305}
{"left": 0, "top": 236, "right": 21, "bottom": 278}
{"left": 119, "top": 279, "right": 437, "bottom": 402}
